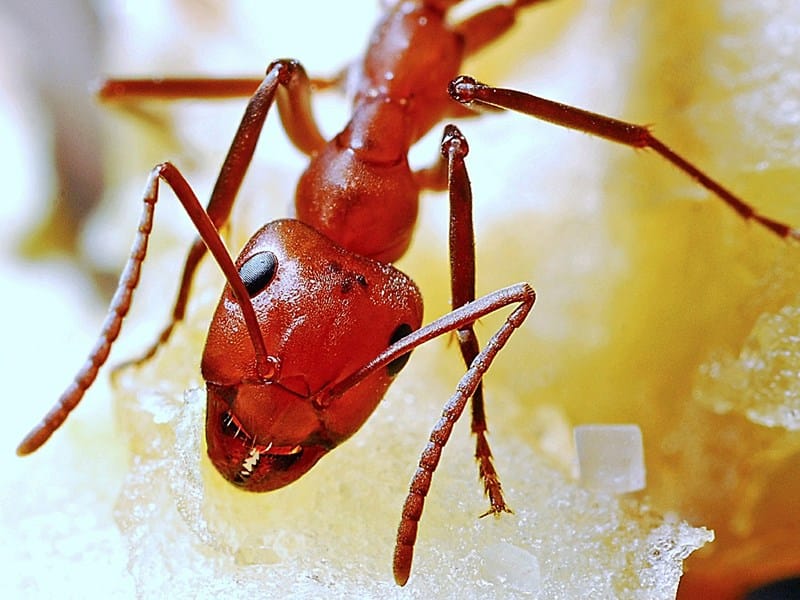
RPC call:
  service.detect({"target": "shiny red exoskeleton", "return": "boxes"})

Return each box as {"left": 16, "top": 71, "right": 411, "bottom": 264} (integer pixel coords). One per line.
{"left": 17, "top": 0, "right": 798, "bottom": 586}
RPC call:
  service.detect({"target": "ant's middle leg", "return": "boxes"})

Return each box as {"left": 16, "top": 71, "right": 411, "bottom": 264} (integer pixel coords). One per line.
{"left": 412, "top": 124, "right": 512, "bottom": 514}
{"left": 442, "top": 124, "right": 512, "bottom": 516}
{"left": 380, "top": 124, "right": 537, "bottom": 585}
{"left": 118, "top": 59, "right": 327, "bottom": 368}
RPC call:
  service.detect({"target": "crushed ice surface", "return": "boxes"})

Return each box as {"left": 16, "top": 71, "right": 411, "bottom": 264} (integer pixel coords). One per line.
{"left": 109, "top": 383, "right": 709, "bottom": 598}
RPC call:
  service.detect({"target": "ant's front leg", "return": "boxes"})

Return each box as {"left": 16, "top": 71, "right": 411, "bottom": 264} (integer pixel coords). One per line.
{"left": 117, "top": 59, "right": 327, "bottom": 369}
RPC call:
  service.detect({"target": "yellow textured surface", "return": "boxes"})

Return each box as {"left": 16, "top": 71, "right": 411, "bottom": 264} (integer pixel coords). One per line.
{"left": 3, "top": 1, "right": 799, "bottom": 598}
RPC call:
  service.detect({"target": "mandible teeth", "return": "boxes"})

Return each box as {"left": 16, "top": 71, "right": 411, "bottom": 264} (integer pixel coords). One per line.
{"left": 239, "top": 447, "right": 261, "bottom": 478}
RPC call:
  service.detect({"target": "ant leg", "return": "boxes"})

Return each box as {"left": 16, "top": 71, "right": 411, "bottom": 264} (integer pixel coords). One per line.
{"left": 119, "top": 59, "right": 326, "bottom": 369}
{"left": 411, "top": 127, "right": 512, "bottom": 516}
{"left": 411, "top": 156, "right": 448, "bottom": 191}
{"left": 454, "top": 0, "right": 554, "bottom": 56}
{"left": 17, "top": 162, "right": 274, "bottom": 456}
{"left": 337, "top": 125, "right": 532, "bottom": 586}
{"left": 97, "top": 77, "right": 268, "bottom": 100}
{"left": 441, "top": 125, "right": 512, "bottom": 517}
{"left": 425, "top": 0, "right": 551, "bottom": 122}
{"left": 97, "top": 71, "right": 345, "bottom": 101}
{"left": 449, "top": 76, "right": 800, "bottom": 241}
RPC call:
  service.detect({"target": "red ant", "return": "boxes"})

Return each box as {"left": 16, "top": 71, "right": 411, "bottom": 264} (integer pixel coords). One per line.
{"left": 16, "top": 0, "right": 798, "bottom": 586}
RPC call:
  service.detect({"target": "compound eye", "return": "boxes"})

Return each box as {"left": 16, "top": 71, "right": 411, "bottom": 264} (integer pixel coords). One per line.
{"left": 386, "top": 323, "right": 414, "bottom": 376}
{"left": 238, "top": 251, "right": 278, "bottom": 297}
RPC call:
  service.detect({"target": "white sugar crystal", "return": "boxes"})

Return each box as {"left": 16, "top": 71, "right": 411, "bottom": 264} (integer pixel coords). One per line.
{"left": 478, "top": 542, "right": 541, "bottom": 594}
{"left": 574, "top": 425, "right": 646, "bottom": 493}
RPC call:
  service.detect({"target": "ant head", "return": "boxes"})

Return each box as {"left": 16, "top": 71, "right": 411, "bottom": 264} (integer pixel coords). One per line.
{"left": 201, "top": 219, "right": 423, "bottom": 491}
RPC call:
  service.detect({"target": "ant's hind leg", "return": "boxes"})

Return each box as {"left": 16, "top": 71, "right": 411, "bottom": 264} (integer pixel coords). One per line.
{"left": 98, "top": 71, "right": 346, "bottom": 102}
{"left": 454, "top": 0, "right": 554, "bottom": 56}
{"left": 449, "top": 76, "right": 800, "bottom": 242}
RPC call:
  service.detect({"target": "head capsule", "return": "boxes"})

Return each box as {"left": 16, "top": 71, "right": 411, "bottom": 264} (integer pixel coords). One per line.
{"left": 201, "top": 219, "right": 423, "bottom": 491}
